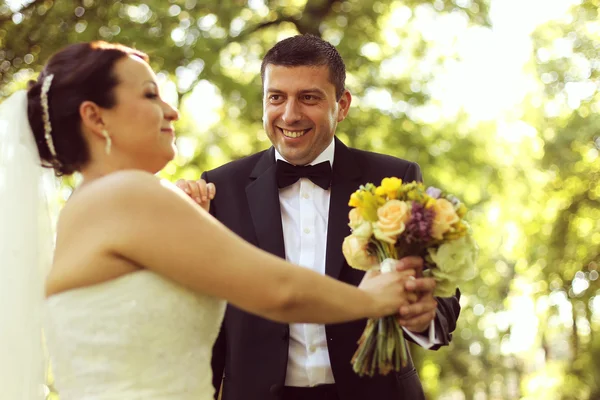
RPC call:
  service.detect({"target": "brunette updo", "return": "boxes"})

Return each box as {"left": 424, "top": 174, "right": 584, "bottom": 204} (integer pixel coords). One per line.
{"left": 27, "top": 41, "right": 148, "bottom": 176}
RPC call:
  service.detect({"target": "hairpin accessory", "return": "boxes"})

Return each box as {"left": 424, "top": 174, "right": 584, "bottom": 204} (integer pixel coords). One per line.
{"left": 40, "top": 74, "right": 57, "bottom": 158}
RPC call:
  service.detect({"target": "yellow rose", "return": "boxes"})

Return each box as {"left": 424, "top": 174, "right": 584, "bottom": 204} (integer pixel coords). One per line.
{"left": 342, "top": 235, "right": 377, "bottom": 271}
{"left": 373, "top": 200, "right": 410, "bottom": 244}
{"left": 431, "top": 198, "right": 460, "bottom": 240}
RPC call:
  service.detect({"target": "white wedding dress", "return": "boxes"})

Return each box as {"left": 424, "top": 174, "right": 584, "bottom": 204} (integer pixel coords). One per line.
{"left": 44, "top": 270, "right": 226, "bottom": 400}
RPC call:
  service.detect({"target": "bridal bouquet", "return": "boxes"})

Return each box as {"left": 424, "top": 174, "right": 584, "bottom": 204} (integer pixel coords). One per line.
{"left": 342, "top": 177, "right": 477, "bottom": 377}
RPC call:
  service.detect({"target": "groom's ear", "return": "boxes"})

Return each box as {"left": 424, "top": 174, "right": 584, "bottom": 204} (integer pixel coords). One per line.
{"left": 336, "top": 90, "right": 352, "bottom": 123}
{"left": 79, "top": 101, "right": 106, "bottom": 138}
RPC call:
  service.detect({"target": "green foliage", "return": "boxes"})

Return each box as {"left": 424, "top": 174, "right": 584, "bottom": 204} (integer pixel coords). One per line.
{"left": 1, "top": 0, "right": 597, "bottom": 399}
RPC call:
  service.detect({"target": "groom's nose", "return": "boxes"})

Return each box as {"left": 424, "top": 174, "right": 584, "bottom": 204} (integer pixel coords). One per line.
{"left": 281, "top": 99, "right": 302, "bottom": 125}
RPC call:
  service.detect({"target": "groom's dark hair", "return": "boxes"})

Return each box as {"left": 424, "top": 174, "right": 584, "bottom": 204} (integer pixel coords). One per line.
{"left": 27, "top": 41, "right": 148, "bottom": 176}
{"left": 260, "top": 34, "right": 347, "bottom": 101}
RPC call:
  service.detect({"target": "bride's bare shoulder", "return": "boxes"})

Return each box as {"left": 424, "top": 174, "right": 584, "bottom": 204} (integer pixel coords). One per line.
{"left": 91, "top": 170, "right": 162, "bottom": 191}
{"left": 61, "top": 170, "right": 183, "bottom": 219}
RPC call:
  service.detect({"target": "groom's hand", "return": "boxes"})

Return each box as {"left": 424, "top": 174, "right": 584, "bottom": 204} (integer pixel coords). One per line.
{"left": 395, "top": 256, "right": 438, "bottom": 333}
{"left": 397, "top": 277, "right": 437, "bottom": 333}
{"left": 175, "top": 179, "right": 216, "bottom": 212}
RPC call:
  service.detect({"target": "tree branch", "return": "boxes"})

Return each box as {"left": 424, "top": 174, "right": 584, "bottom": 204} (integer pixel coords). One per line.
{"left": 182, "top": 0, "right": 338, "bottom": 99}
{"left": 180, "top": 15, "right": 298, "bottom": 99}
{"left": 232, "top": 16, "right": 298, "bottom": 42}
{"left": 296, "top": 0, "right": 338, "bottom": 35}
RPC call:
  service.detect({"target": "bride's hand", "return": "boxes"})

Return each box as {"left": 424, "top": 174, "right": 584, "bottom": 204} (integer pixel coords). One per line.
{"left": 174, "top": 179, "right": 216, "bottom": 212}
{"left": 359, "top": 260, "right": 419, "bottom": 318}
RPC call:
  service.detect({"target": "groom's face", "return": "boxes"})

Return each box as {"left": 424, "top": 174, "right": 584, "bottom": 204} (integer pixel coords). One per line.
{"left": 262, "top": 64, "right": 350, "bottom": 166}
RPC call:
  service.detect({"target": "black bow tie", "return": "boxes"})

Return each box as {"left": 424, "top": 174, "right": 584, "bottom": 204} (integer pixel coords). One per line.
{"left": 276, "top": 160, "right": 332, "bottom": 190}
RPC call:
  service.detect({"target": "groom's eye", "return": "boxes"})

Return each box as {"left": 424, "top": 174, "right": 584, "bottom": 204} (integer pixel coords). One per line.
{"left": 302, "top": 95, "right": 319, "bottom": 103}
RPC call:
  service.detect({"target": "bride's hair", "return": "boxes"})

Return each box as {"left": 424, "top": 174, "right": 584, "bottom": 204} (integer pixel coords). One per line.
{"left": 26, "top": 41, "right": 148, "bottom": 176}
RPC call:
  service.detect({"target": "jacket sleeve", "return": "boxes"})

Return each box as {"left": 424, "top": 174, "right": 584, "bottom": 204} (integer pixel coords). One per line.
{"left": 201, "top": 170, "right": 227, "bottom": 398}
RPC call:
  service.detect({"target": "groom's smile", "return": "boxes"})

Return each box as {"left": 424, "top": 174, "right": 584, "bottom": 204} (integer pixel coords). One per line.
{"left": 262, "top": 64, "right": 350, "bottom": 166}
{"left": 280, "top": 127, "right": 311, "bottom": 139}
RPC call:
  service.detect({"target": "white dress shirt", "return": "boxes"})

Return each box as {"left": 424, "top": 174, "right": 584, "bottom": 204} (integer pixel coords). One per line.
{"left": 275, "top": 139, "right": 437, "bottom": 387}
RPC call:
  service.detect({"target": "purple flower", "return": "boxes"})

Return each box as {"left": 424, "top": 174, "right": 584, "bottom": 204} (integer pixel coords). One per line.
{"left": 426, "top": 187, "right": 442, "bottom": 199}
{"left": 404, "top": 202, "right": 434, "bottom": 244}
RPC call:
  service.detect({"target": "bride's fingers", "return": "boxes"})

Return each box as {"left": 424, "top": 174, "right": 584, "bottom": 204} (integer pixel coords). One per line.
{"left": 357, "top": 269, "right": 381, "bottom": 291}
{"left": 364, "top": 269, "right": 382, "bottom": 279}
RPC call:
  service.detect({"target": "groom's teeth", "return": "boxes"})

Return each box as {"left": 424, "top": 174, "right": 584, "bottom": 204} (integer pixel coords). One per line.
{"left": 282, "top": 129, "right": 307, "bottom": 138}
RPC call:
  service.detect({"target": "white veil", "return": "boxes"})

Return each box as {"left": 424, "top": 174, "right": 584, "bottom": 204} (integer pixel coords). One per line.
{"left": 0, "top": 90, "right": 56, "bottom": 399}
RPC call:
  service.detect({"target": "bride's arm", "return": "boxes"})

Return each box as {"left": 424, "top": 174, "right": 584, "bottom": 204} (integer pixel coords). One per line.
{"left": 61, "top": 170, "right": 415, "bottom": 323}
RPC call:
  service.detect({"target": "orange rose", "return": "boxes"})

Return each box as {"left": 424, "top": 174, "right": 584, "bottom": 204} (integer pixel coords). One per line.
{"left": 342, "top": 235, "right": 377, "bottom": 271}
{"left": 373, "top": 200, "right": 409, "bottom": 244}
{"left": 431, "top": 198, "right": 459, "bottom": 240}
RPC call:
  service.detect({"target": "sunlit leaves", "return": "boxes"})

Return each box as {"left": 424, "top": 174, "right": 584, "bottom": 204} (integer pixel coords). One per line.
{"left": 2, "top": 0, "right": 597, "bottom": 398}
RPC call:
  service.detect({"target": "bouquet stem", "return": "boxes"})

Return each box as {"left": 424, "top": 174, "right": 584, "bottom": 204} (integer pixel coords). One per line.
{"left": 351, "top": 248, "right": 414, "bottom": 377}
{"left": 350, "top": 315, "right": 408, "bottom": 377}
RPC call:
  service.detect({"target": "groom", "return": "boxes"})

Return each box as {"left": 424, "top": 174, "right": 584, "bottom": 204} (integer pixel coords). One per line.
{"left": 201, "top": 35, "right": 461, "bottom": 400}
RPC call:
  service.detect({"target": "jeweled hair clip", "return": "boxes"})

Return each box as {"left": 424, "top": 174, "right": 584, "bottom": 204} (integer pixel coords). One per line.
{"left": 40, "top": 74, "right": 57, "bottom": 159}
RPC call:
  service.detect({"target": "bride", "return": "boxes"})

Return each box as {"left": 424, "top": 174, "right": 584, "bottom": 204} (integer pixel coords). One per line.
{"left": 0, "top": 41, "right": 420, "bottom": 399}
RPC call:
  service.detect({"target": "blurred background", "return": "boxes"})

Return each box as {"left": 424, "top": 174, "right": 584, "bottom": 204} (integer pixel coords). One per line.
{"left": 1, "top": 0, "right": 598, "bottom": 398}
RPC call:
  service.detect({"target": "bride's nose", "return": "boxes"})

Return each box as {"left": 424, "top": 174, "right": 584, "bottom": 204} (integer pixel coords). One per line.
{"left": 163, "top": 101, "right": 179, "bottom": 121}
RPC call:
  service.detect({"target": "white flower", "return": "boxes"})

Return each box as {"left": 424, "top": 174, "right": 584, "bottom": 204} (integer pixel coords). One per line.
{"left": 427, "top": 235, "right": 477, "bottom": 297}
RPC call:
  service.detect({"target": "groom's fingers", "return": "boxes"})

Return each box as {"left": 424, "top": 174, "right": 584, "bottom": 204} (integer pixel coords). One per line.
{"left": 397, "top": 310, "right": 437, "bottom": 333}
{"left": 405, "top": 290, "right": 418, "bottom": 304}
{"left": 398, "top": 296, "right": 437, "bottom": 333}
{"left": 405, "top": 277, "right": 436, "bottom": 293}
{"left": 399, "top": 297, "right": 437, "bottom": 319}
{"left": 395, "top": 256, "right": 423, "bottom": 274}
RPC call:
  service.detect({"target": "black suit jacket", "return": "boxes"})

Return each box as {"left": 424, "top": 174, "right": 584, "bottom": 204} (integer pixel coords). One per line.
{"left": 202, "top": 138, "right": 461, "bottom": 400}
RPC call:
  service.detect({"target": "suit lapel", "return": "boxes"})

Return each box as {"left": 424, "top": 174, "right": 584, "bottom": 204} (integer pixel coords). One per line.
{"left": 325, "top": 138, "right": 363, "bottom": 279}
{"left": 246, "top": 148, "right": 286, "bottom": 260}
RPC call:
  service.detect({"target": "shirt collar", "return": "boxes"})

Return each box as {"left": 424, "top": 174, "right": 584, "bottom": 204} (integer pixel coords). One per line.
{"left": 274, "top": 138, "right": 335, "bottom": 167}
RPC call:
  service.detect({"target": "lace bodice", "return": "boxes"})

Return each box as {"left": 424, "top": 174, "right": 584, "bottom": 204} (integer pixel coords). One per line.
{"left": 44, "top": 270, "right": 225, "bottom": 399}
